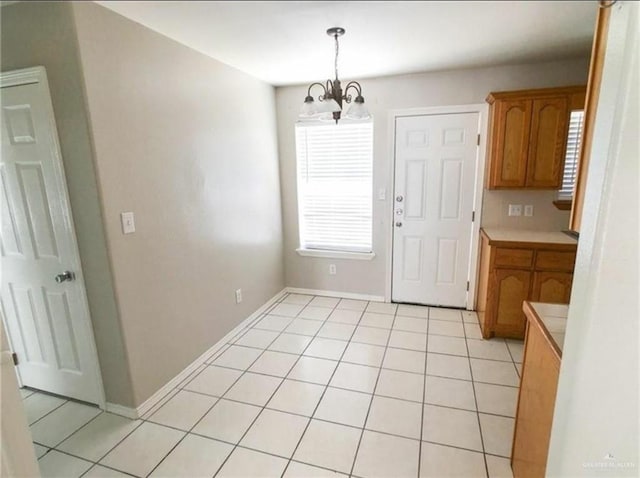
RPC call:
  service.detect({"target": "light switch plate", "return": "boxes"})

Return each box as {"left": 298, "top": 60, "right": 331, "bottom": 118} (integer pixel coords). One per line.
{"left": 121, "top": 212, "right": 135, "bottom": 234}
{"left": 508, "top": 204, "right": 522, "bottom": 217}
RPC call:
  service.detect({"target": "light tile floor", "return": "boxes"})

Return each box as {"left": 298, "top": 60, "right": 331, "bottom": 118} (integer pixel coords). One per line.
{"left": 23, "top": 293, "right": 523, "bottom": 477}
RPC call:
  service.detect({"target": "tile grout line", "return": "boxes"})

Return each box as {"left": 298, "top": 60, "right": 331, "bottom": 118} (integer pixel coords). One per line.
{"left": 463, "top": 309, "right": 491, "bottom": 478}
{"left": 280, "top": 299, "right": 369, "bottom": 477}
{"left": 347, "top": 303, "right": 400, "bottom": 477}
{"left": 417, "top": 307, "right": 432, "bottom": 478}
{"left": 207, "top": 295, "right": 345, "bottom": 478}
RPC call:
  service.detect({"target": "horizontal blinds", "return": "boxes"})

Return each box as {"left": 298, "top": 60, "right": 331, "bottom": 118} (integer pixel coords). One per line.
{"left": 558, "top": 110, "right": 585, "bottom": 200}
{"left": 296, "top": 122, "right": 373, "bottom": 252}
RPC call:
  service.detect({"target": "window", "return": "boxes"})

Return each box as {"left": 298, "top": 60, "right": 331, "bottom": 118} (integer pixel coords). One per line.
{"left": 295, "top": 121, "right": 373, "bottom": 254}
{"left": 558, "top": 110, "right": 585, "bottom": 200}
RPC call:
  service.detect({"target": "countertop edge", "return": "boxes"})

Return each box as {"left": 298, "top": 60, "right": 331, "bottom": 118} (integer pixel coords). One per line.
{"left": 523, "top": 301, "right": 563, "bottom": 361}
{"left": 480, "top": 228, "right": 578, "bottom": 249}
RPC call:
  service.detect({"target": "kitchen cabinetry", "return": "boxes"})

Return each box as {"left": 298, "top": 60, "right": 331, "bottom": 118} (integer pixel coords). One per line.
{"left": 486, "top": 86, "right": 586, "bottom": 189}
{"left": 512, "top": 302, "right": 566, "bottom": 478}
{"left": 475, "top": 229, "right": 576, "bottom": 339}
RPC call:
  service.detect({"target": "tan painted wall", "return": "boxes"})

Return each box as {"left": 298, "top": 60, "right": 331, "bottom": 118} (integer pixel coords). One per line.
{"left": 276, "top": 59, "right": 589, "bottom": 297}
{"left": 1, "top": 1, "right": 135, "bottom": 407}
{"left": 71, "top": 2, "right": 284, "bottom": 406}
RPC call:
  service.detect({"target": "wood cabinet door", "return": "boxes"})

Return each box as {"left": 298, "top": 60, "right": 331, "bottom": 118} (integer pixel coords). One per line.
{"left": 526, "top": 97, "right": 569, "bottom": 188}
{"left": 490, "top": 269, "right": 532, "bottom": 338}
{"left": 531, "top": 272, "right": 573, "bottom": 304}
{"left": 490, "top": 99, "right": 531, "bottom": 188}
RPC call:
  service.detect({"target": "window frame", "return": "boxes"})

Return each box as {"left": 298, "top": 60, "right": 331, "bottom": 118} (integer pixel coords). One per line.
{"left": 294, "top": 119, "right": 374, "bottom": 259}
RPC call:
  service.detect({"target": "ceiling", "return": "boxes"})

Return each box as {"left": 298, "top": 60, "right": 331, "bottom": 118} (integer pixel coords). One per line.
{"left": 96, "top": 1, "right": 597, "bottom": 86}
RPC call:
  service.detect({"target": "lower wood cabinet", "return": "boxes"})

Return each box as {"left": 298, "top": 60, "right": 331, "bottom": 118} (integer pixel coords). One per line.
{"left": 476, "top": 230, "right": 576, "bottom": 339}
{"left": 492, "top": 269, "right": 532, "bottom": 337}
{"left": 532, "top": 272, "right": 573, "bottom": 303}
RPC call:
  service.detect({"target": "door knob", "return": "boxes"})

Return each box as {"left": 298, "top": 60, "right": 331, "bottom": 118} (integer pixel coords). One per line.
{"left": 396, "top": 195, "right": 404, "bottom": 202}
{"left": 395, "top": 222, "right": 403, "bottom": 227}
{"left": 55, "top": 271, "right": 75, "bottom": 283}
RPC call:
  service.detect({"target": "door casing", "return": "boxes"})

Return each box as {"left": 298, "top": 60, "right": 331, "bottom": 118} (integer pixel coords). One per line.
{"left": 385, "top": 104, "right": 489, "bottom": 308}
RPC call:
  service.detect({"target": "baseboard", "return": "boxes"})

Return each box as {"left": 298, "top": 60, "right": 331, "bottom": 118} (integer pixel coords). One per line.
{"left": 106, "top": 288, "right": 288, "bottom": 420}
{"left": 136, "top": 287, "right": 288, "bottom": 417}
{"left": 285, "top": 287, "right": 385, "bottom": 302}
{"left": 105, "top": 402, "right": 138, "bottom": 420}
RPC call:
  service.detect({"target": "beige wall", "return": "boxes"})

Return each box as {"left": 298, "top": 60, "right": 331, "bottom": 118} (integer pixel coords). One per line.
{"left": 276, "top": 59, "right": 589, "bottom": 297}
{"left": 482, "top": 190, "right": 570, "bottom": 230}
{"left": 1, "top": 1, "right": 135, "bottom": 407}
{"left": 71, "top": 2, "right": 284, "bottom": 406}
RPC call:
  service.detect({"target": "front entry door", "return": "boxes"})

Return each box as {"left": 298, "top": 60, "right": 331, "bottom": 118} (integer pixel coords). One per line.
{"left": 1, "top": 67, "right": 104, "bottom": 405}
{"left": 392, "top": 112, "right": 479, "bottom": 307}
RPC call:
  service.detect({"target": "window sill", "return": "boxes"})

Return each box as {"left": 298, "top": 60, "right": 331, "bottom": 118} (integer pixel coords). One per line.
{"left": 296, "top": 248, "right": 376, "bottom": 261}
{"left": 553, "top": 199, "right": 573, "bottom": 211}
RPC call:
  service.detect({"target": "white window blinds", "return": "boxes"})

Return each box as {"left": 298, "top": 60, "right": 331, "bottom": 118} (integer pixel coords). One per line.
{"left": 295, "top": 122, "right": 373, "bottom": 253}
{"left": 558, "top": 110, "right": 585, "bottom": 200}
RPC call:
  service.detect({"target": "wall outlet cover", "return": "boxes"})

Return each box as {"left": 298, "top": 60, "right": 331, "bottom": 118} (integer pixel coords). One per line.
{"left": 508, "top": 204, "right": 523, "bottom": 217}
{"left": 329, "top": 264, "right": 337, "bottom": 275}
{"left": 524, "top": 205, "right": 534, "bottom": 217}
{"left": 235, "top": 289, "right": 242, "bottom": 304}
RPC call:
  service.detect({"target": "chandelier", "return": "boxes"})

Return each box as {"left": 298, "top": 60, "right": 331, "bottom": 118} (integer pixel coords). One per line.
{"left": 299, "top": 27, "right": 371, "bottom": 124}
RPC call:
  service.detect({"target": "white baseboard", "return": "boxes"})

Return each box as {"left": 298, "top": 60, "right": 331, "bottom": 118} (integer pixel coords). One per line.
{"left": 285, "top": 287, "right": 385, "bottom": 302}
{"left": 106, "top": 288, "right": 288, "bottom": 420}
{"left": 105, "top": 402, "right": 138, "bottom": 420}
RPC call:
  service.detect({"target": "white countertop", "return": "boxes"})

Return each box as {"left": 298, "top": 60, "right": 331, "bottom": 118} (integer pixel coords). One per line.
{"left": 529, "top": 302, "right": 569, "bottom": 353}
{"left": 482, "top": 228, "right": 577, "bottom": 245}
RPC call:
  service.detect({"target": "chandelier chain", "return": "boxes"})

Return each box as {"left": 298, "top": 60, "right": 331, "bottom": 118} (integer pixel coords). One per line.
{"left": 334, "top": 33, "right": 339, "bottom": 80}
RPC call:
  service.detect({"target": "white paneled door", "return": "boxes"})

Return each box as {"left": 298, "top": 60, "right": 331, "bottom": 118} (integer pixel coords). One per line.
{"left": 392, "top": 113, "right": 480, "bottom": 307}
{"left": 0, "top": 67, "right": 103, "bottom": 405}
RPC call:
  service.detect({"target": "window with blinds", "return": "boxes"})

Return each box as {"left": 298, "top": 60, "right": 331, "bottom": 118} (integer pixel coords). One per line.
{"left": 558, "top": 110, "right": 585, "bottom": 200}
{"left": 295, "top": 121, "right": 373, "bottom": 253}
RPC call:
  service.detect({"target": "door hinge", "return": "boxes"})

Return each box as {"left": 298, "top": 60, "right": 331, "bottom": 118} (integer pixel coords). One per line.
{"left": 466, "top": 281, "right": 470, "bottom": 291}
{"left": 12, "top": 352, "right": 18, "bottom": 366}
{"left": 477, "top": 134, "right": 480, "bottom": 146}
{"left": 472, "top": 211, "right": 475, "bottom": 222}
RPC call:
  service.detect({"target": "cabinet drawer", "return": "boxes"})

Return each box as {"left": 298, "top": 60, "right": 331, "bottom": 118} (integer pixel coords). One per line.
{"left": 494, "top": 248, "right": 534, "bottom": 268}
{"left": 535, "top": 251, "right": 576, "bottom": 272}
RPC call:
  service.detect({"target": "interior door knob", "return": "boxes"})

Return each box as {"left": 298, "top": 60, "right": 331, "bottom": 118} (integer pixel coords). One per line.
{"left": 55, "top": 271, "right": 75, "bottom": 283}
{"left": 396, "top": 195, "right": 404, "bottom": 202}
{"left": 395, "top": 222, "right": 403, "bottom": 227}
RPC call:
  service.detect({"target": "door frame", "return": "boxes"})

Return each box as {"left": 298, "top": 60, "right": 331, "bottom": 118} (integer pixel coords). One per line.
{"left": 385, "top": 104, "right": 489, "bottom": 309}
{"left": 1, "top": 66, "right": 106, "bottom": 408}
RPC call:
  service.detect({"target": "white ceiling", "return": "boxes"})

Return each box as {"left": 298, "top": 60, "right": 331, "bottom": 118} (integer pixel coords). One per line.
{"left": 96, "top": 1, "right": 597, "bottom": 86}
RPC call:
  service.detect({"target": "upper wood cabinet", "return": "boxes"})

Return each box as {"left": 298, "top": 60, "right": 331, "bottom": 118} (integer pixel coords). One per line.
{"left": 486, "top": 86, "right": 586, "bottom": 190}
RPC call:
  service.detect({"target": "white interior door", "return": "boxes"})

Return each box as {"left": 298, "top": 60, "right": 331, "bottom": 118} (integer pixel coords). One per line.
{"left": 0, "top": 67, "right": 104, "bottom": 405}
{"left": 392, "top": 112, "right": 479, "bottom": 307}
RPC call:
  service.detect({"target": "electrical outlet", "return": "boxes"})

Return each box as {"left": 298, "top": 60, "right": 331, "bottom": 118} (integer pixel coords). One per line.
{"left": 235, "top": 289, "right": 242, "bottom": 304}
{"left": 508, "top": 204, "right": 523, "bottom": 217}
{"left": 329, "top": 264, "right": 337, "bottom": 275}
{"left": 524, "top": 205, "right": 534, "bottom": 217}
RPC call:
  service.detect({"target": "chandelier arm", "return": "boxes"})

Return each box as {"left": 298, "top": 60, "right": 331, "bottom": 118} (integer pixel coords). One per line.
{"left": 342, "top": 82, "right": 362, "bottom": 102}
{"left": 306, "top": 82, "right": 328, "bottom": 99}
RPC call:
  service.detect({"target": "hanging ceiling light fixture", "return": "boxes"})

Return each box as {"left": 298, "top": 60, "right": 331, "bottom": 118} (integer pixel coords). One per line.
{"left": 300, "top": 27, "right": 371, "bottom": 124}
